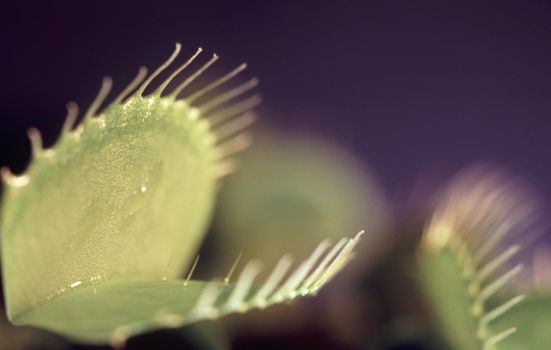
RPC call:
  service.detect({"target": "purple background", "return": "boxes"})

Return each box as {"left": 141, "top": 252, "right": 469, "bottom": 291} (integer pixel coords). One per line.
{"left": 1, "top": 1, "right": 551, "bottom": 349}
{"left": 1, "top": 0, "right": 550, "bottom": 208}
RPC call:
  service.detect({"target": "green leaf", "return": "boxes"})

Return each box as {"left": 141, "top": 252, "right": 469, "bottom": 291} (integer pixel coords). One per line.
{"left": 14, "top": 279, "right": 221, "bottom": 344}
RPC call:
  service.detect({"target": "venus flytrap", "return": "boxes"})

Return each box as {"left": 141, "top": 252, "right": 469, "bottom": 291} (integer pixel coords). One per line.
{"left": 0, "top": 43, "right": 362, "bottom": 345}
{"left": 417, "top": 169, "right": 539, "bottom": 350}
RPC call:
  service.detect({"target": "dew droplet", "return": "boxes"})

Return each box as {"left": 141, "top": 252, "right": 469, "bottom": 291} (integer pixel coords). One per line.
{"left": 70, "top": 280, "right": 82, "bottom": 288}
{"left": 140, "top": 185, "right": 147, "bottom": 193}
{"left": 189, "top": 107, "right": 200, "bottom": 120}
{"left": 98, "top": 117, "right": 107, "bottom": 129}
{"left": 10, "top": 175, "right": 30, "bottom": 188}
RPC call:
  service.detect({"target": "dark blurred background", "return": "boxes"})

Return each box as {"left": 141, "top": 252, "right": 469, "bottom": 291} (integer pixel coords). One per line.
{"left": 1, "top": 0, "right": 551, "bottom": 201}
{"left": 1, "top": 1, "right": 551, "bottom": 349}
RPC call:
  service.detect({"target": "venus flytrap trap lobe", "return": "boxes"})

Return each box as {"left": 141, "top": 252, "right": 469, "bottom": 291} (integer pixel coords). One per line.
{"left": 0, "top": 43, "right": 363, "bottom": 345}
{"left": 417, "top": 169, "right": 539, "bottom": 350}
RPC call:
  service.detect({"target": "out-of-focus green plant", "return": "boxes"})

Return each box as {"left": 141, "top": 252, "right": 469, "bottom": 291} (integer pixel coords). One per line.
{"left": 417, "top": 169, "right": 547, "bottom": 350}
{"left": 0, "top": 43, "right": 362, "bottom": 346}
{"left": 211, "top": 130, "right": 387, "bottom": 275}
